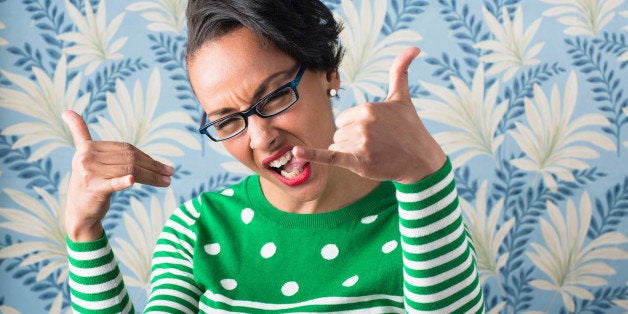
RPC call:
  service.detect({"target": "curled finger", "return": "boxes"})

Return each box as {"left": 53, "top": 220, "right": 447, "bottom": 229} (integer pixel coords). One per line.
{"left": 88, "top": 141, "right": 174, "bottom": 176}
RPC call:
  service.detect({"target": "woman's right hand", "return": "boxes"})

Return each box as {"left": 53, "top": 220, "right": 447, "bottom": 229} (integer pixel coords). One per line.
{"left": 62, "top": 110, "right": 174, "bottom": 242}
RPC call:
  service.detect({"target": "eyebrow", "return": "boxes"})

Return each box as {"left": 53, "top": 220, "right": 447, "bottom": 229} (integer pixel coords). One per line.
{"left": 205, "top": 65, "right": 298, "bottom": 119}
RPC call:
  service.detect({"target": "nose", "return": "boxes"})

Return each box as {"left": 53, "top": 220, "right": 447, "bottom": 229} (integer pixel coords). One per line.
{"left": 247, "top": 115, "right": 279, "bottom": 150}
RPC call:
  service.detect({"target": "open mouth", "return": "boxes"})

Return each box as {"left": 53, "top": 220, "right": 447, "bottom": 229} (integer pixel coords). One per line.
{"left": 263, "top": 147, "right": 311, "bottom": 186}
{"left": 268, "top": 150, "right": 303, "bottom": 178}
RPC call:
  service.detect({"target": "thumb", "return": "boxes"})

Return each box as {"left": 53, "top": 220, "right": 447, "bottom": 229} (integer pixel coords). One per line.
{"left": 386, "top": 46, "right": 421, "bottom": 101}
{"left": 62, "top": 110, "right": 92, "bottom": 148}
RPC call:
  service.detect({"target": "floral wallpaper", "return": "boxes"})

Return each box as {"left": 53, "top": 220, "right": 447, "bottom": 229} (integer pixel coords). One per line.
{"left": 0, "top": 0, "right": 627, "bottom": 313}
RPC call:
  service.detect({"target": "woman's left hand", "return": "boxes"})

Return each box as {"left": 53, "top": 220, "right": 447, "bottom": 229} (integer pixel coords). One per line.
{"left": 293, "top": 47, "right": 446, "bottom": 184}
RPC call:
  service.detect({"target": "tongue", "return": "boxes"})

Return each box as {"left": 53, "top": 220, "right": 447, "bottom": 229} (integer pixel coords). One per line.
{"left": 283, "top": 156, "right": 307, "bottom": 173}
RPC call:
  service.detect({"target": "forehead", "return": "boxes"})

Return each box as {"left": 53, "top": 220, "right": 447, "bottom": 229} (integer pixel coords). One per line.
{"left": 187, "top": 27, "right": 295, "bottom": 111}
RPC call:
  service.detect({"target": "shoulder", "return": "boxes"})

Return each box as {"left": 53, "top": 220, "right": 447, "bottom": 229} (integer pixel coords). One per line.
{"left": 175, "top": 175, "right": 256, "bottom": 226}
{"left": 195, "top": 175, "right": 254, "bottom": 210}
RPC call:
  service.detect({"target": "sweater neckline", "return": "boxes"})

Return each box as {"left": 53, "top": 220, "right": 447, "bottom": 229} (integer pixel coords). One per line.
{"left": 245, "top": 175, "right": 396, "bottom": 229}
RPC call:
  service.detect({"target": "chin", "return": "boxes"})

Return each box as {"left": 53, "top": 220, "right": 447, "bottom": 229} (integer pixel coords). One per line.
{"left": 261, "top": 164, "right": 330, "bottom": 203}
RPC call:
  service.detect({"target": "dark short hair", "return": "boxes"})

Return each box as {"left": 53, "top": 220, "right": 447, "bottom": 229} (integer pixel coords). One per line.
{"left": 185, "top": 0, "right": 344, "bottom": 71}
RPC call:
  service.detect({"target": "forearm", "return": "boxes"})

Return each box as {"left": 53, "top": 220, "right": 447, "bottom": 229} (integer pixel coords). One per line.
{"left": 395, "top": 158, "right": 484, "bottom": 313}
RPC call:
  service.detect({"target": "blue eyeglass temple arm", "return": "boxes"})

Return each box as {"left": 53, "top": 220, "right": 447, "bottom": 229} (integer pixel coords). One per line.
{"left": 291, "top": 62, "right": 307, "bottom": 87}
{"left": 200, "top": 111, "right": 208, "bottom": 128}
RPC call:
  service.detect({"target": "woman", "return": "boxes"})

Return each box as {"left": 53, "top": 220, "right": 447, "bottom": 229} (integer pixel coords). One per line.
{"left": 63, "top": 0, "right": 484, "bottom": 312}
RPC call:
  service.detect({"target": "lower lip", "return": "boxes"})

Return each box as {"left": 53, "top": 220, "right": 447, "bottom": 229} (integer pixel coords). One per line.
{"left": 272, "top": 163, "right": 311, "bottom": 187}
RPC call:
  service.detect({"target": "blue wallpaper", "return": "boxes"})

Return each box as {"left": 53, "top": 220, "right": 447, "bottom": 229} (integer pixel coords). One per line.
{"left": 1, "top": 0, "right": 627, "bottom": 313}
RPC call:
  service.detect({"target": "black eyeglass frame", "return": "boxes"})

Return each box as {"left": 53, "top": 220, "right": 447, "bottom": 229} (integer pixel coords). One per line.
{"left": 198, "top": 63, "right": 307, "bottom": 142}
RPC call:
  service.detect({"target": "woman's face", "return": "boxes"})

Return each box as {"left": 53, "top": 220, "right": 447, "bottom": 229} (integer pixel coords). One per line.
{"left": 188, "top": 27, "right": 340, "bottom": 205}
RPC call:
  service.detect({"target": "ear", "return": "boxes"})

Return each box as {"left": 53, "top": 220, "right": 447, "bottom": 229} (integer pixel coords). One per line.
{"left": 325, "top": 68, "right": 341, "bottom": 91}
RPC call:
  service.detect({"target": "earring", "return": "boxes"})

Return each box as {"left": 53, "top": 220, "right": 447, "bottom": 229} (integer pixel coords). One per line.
{"left": 329, "top": 89, "right": 337, "bottom": 97}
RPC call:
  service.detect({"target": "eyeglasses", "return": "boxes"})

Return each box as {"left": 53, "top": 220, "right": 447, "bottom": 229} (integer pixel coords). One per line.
{"left": 199, "top": 63, "right": 307, "bottom": 142}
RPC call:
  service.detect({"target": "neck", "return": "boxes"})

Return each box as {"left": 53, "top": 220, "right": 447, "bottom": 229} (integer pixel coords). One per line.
{"left": 260, "top": 168, "right": 380, "bottom": 214}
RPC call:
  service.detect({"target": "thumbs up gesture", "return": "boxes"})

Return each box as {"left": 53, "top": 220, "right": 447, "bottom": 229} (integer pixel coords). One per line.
{"left": 62, "top": 110, "right": 174, "bottom": 242}
{"left": 293, "top": 47, "right": 446, "bottom": 184}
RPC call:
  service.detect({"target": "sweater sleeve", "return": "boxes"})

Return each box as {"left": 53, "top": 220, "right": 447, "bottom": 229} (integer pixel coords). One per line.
{"left": 67, "top": 235, "right": 134, "bottom": 313}
{"left": 66, "top": 199, "right": 202, "bottom": 313}
{"left": 144, "top": 199, "right": 202, "bottom": 313}
{"left": 394, "top": 158, "right": 484, "bottom": 313}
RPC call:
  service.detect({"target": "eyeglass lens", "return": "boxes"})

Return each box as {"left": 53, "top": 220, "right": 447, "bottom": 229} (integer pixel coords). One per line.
{"left": 207, "top": 86, "right": 297, "bottom": 140}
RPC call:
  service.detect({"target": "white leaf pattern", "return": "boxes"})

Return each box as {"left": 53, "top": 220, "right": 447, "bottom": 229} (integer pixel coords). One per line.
{"left": 126, "top": 0, "right": 187, "bottom": 34}
{"left": 0, "top": 21, "right": 7, "bottom": 46}
{"left": 541, "top": 0, "right": 624, "bottom": 37}
{"left": 0, "top": 55, "right": 90, "bottom": 161}
{"left": 414, "top": 63, "right": 508, "bottom": 167}
{"left": 57, "top": 0, "right": 127, "bottom": 74}
{"left": 337, "top": 0, "right": 422, "bottom": 105}
{"left": 91, "top": 67, "right": 201, "bottom": 165}
{"left": 476, "top": 5, "right": 544, "bottom": 82}
{"left": 509, "top": 71, "right": 616, "bottom": 192}
{"left": 112, "top": 189, "right": 178, "bottom": 296}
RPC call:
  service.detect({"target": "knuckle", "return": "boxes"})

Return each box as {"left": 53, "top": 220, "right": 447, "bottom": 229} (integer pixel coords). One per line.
{"left": 361, "top": 131, "right": 373, "bottom": 146}
{"left": 73, "top": 151, "right": 93, "bottom": 171}
{"left": 124, "top": 149, "right": 138, "bottom": 163}
{"left": 358, "top": 105, "right": 377, "bottom": 123}
{"left": 356, "top": 139, "right": 368, "bottom": 151}
{"left": 124, "top": 164, "right": 138, "bottom": 176}
{"left": 328, "top": 151, "right": 338, "bottom": 164}
{"left": 362, "top": 102, "right": 376, "bottom": 114}
{"left": 106, "top": 180, "right": 117, "bottom": 194}
{"left": 355, "top": 123, "right": 369, "bottom": 136}
{"left": 124, "top": 142, "right": 140, "bottom": 154}
{"left": 333, "top": 132, "right": 343, "bottom": 143}
{"left": 362, "top": 102, "right": 375, "bottom": 111}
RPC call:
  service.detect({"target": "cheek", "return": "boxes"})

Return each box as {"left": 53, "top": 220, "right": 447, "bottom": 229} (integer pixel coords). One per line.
{"left": 305, "top": 98, "right": 336, "bottom": 138}
{"left": 283, "top": 99, "right": 336, "bottom": 142}
{"left": 223, "top": 141, "right": 255, "bottom": 167}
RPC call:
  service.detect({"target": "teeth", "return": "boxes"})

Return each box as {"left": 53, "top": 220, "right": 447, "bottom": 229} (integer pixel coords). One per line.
{"left": 281, "top": 168, "right": 302, "bottom": 179}
{"left": 268, "top": 151, "right": 292, "bottom": 169}
{"left": 268, "top": 150, "right": 304, "bottom": 179}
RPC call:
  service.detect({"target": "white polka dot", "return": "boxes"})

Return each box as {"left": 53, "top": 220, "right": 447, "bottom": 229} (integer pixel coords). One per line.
{"left": 221, "top": 189, "right": 234, "bottom": 196}
{"left": 321, "top": 244, "right": 339, "bottom": 260}
{"left": 241, "top": 208, "right": 254, "bottom": 224}
{"left": 342, "top": 275, "right": 359, "bottom": 287}
{"left": 281, "top": 281, "right": 299, "bottom": 296}
{"left": 382, "top": 240, "right": 398, "bottom": 254}
{"left": 220, "top": 279, "right": 237, "bottom": 290}
{"left": 361, "top": 215, "right": 378, "bottom": 224}
{"left": 260, "top": 242, "right": 276, "bottom": 258}
{"left": 204, "top": 243, "right": 221, "bottom": 255}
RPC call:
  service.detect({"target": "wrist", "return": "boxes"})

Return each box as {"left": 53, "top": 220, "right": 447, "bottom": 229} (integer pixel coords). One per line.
{"left": 396, "top": 150, "right": 447, "bottom": 184}
{"left": 65, "top": 214, "right": 104, "bottom": 242}
{"left": 394, "top": 156, "right": 453, "bottom": 193}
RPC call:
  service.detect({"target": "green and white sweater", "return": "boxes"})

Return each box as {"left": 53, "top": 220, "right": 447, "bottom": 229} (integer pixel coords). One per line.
{"left": 67, "top": 160, "right": 484, "bottom": 313}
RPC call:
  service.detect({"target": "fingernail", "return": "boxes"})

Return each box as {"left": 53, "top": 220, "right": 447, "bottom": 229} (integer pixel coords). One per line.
{"left": 164, "top": 165, "right": 174, "bottom": 175}
{"left": 292, "top": 146, "right": 301, "bottom": 157}
{"left": 162, "top": 176, "right": 171, "bottom": 185}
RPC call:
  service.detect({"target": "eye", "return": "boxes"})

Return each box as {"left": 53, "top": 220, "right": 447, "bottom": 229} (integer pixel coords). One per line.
{"left": 213, "top": 116, "right": 243, "bottom": 134}
{"left": 257, "top": 87, "right": 296, "bottom": 114}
